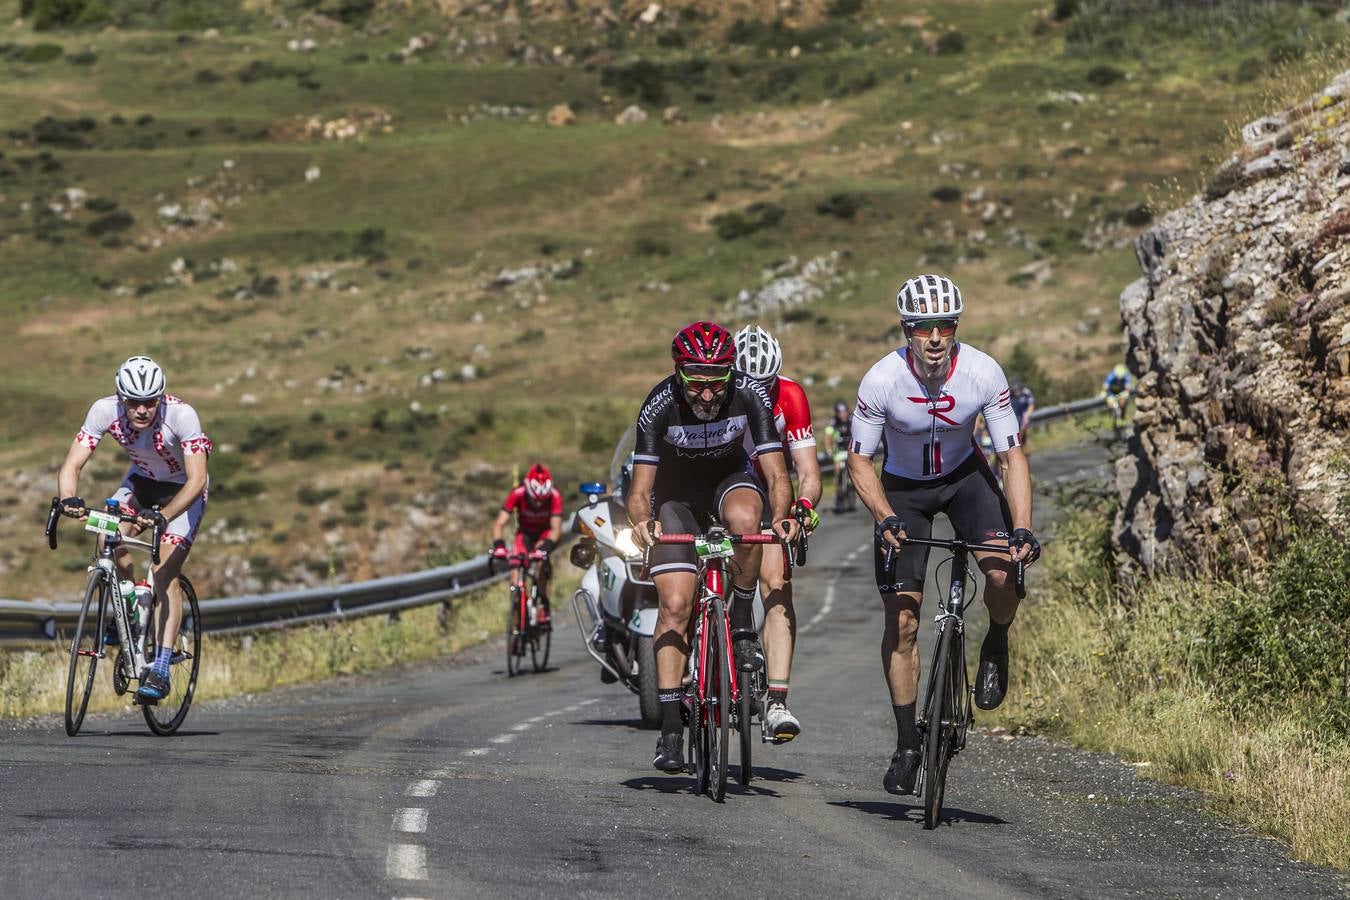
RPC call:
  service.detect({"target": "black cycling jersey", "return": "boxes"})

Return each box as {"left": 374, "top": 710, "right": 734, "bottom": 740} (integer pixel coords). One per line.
{"left": 829, "top": 414, "right": 852, "bottom": 450}
{"left": 633, "top": 372, "right": 782, "bottom": 504}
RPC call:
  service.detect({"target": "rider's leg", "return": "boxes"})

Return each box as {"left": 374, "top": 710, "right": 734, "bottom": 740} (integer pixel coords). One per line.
{"left": 650, "top": 499, "right": 701, "bottom": 765}
{"left": 719, "top": 485, "right": 764, "bottom": 627}
{"left": 149, "top": 542, "right": 190, "bottom": 656}
{"left": 759, "top": 542, "right": 794, "bottom": 697}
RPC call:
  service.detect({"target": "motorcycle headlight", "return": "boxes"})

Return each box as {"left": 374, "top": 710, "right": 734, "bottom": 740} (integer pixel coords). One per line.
{"left": 614, "top": 527, "right": 642, "bottom": 560}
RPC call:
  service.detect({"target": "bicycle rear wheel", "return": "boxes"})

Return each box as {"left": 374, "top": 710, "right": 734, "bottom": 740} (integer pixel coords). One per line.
{"left": 65, "top": 571, "right": 107, "bottom": 737}
{"left": 689, "top": 648, "right": 708, "bottom": 795}
{"left": 143, "top": 576, "right": 202, "bottom": 736}
{"left": 923, "top": 620, "right": 960, "bottom": 829}
{"left": 506, "top": 585, "right": 525, "bottom": 677}
{"left": 736, "top": 674, "right": 754, "bottom": 786}
{"left": 706, "top": 596, "right": 731, "bottom": 802}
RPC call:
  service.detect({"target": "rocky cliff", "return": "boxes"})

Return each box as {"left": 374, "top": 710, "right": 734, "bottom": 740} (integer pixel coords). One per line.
{"left": 1116, "top": 69, "right": 1350, "bottom": 574}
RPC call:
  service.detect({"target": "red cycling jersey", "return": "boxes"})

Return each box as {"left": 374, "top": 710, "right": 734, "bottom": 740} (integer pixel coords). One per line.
{"left": 745, "top": 376, "right": 816, "bottom": 477}
{"left": 503, "top": 485, "right": 563, "bottom": 537}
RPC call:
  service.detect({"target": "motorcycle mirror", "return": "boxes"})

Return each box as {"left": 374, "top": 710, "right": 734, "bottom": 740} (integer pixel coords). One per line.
{"left": 579, "top": 482, "right": 607, "bottom": 506}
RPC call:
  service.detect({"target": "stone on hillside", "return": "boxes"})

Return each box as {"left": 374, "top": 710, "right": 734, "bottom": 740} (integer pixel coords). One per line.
{"left": 615, "top": 105, "right": 648, "bottom": 126}
{"left": 638, "top": 3, "right": 662, "bottom": 25}
{"left": 662, "top": 106, "right": 685, "bottom": 125}
{"left": 546, "top": 104, "right": 576, "bottom": 127}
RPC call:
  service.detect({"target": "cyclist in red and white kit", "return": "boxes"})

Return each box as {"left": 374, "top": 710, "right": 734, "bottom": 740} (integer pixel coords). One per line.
{"left": 846, "top": 275, "right": 1040, "bottom": 796}
{"left": 491, "top": 464, "right": 563, "bottom": 625}
{"left": 735, "top": 325, "right": 821, "bottom": 743}
{"left": 56, "top": 356, "right": 211, "bottom": 702}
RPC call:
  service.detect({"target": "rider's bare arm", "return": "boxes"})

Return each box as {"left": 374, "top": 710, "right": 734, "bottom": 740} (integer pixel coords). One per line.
{"left": 996, "top": 445, "right": 1034, "bottom": 559}
{"left": 758, "top": 450, "right": 799, "bottom": 541}
{"left": 626, "top": 462, "right": 659, "bottom": 547}
{"left": 57, "top": 439, "right": 96, "bottom": 513}
{"left": 790, "top": 445, "right": 822, "bottom": 509}
{"left": 490, "top": 508, "right": 512, "bottom": 542}
{"left": 547, "top": 514, "right": 563, "bottom": 544}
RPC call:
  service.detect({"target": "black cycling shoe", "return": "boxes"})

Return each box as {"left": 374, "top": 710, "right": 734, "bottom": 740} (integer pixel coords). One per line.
{"left": 974, "top": 650, "right": 1009, "bottom": 710}
{"left": 731, "top": 630, "right": 763, "bottom": 673}
{"left": 652, "top": 733, "right": 685, "bottom": 773}
{"left": 883, "top": 749, "right": 921, "bottom": 795}
{"left": 137, "top": 669, "right": 170, "bottom": 701}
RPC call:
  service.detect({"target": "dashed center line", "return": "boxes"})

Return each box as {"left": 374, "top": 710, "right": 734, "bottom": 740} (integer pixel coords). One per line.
{"left": 405, "top": 780, "right": 438, "bottom": 798}
{"left": 800, "top": 541, "right": 867, "bottom": 635}
{"left": 462, "top": 747, "right": 489, "bottom": 757}
{"left": 387, "top": 844, "right": 427, "bottom": 881}
{"left": 489, "top": 733, "right": 517, "bottom": 744}
{"left": 393, "top": 808, "right": 429, "bottom": 834}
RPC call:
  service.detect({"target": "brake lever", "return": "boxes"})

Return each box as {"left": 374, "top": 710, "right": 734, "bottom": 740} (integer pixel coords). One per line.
{"left": 150, "top": 512, "right": 164, "bottom": 566}
{"left": 1014, "top": 559, "right": 1026, "bottom": 600}
{"left": 45, "top": 498, "right": 61, "bottom": 550}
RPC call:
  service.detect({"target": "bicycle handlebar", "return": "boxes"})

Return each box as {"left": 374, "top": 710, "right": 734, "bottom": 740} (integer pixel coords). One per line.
{"left": 45, "top": 497, "right": 164, "bottom": 565}
{"left": 883, "top": 535, "right": 1026, "bottom": 600}
{"left": 653, "top": 533, "right": 780, "bottom": 544}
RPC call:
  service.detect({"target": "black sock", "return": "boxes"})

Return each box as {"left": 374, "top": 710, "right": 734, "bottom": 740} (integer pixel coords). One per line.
{"left": 730, "top": 585, "right": 756, "bottom": 633}
{"left": 983, "top": 619, "right": 1011, "bottom": 656}
{"left": 893, "top": 702, "right": 920, "bottom": 753}
{"left": 659, "top": 687, "right": 683, "bottom": 736}
{"left": 767, "top": 687, "right": 788, "bottom": 705}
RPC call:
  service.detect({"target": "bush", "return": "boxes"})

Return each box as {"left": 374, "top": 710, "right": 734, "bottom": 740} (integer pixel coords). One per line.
{"left": 930, "top": 185, "right": 962, "bottom": 203}
{"left": 816, "top": 192, "right": 863, "bottom": 220}
{"left": 21, "top": 42, "right": 64, "bottom": 62}
{"left": 296, "top": 484, "right": 340, "bottom": 505}
{"left": 1085, "top": 64, "right": 1125, "bottom": 86}
{"left": 86, "top": 210, "right": 133, "bottom": 236}
{"left": 711, "top": 202, "right": 785, "bottom": 240}
{"left": 935, "top": 31, "right": 966, "bottom": 55}
{"left": 30, "top": 0, "right": 109, "bottom": 31}
{"left": 1051, "top": 0, "right": 1079, "bottom": 21}
{"left": 827, "top": 0, "right": 864, "bottom": 16}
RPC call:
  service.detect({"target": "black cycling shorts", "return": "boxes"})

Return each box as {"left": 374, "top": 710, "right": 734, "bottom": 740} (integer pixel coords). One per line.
{"left": 649, "top": 472, "right": 765, "bottom": 577}
{"left": 873, "top": 454, "right": 1011, "bottom": 595}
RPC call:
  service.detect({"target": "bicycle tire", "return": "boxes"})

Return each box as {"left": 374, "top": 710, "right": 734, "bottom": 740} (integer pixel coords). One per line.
{"left": 636, "top": 634, "right": 661, "bottom": 729}
{"left": 506, "top": 584, "right": 525, "bottom": 677}
{"left": 529, "top": 583, "right": 551, "bottom": 673}
{"left": 143, "top": 576, "right": 202, "bottom": 736}
{"left": 707, "top": 596, "right": 731, "bottom": 802}
{"left": 689, "top": 641, "right": 708, "bottom": 795}
{"left": 923, "top": 619, "right": 959, "bottom": 829}
{"left": 736, "top": 666, "right": 755, "bottom": 786}
{"left": 65, "top": 571, "right": 107, "bottom": 737}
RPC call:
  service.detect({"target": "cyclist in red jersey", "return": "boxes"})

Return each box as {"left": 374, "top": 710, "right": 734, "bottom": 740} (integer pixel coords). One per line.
{"left": 491, "top": 464, "right": 564, "bottom": 625}
{"left": 735, "top": 325, "right": 821, "bottom": 743}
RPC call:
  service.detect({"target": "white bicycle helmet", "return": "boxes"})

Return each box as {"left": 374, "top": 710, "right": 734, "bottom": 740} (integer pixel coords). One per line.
{"left": 895, "top": 274, "right": 964, "bottom": 321}
{"left": 115, "top": 356, "right": 166, "bottom": 400}
{"left": 734, "top": 325, "right": 782, "bottom": 380}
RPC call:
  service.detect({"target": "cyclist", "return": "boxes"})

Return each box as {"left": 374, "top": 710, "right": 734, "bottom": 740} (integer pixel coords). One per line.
{"left": 734, "top": 325, "right": 821, "bottom": 743}
{"left": 490, "top": 463, "right": 563, "bottom": 626}
{"left": 846, "top": 275, "right": 1040, "bottom": 796}
{"left": 1100, "top": 363, "right": 1133, "bottom": 426}
{"left": 1009, "top": 379, "right": 1036, "bottom": 445}
{"left": 56, "top": 356, "right": 212, "bottom": 701}
{"left": 824, "top": 401, "right": 853, "bottom": 512}
{"left": 627, "top": 321, "right": 799, "bottom": 773}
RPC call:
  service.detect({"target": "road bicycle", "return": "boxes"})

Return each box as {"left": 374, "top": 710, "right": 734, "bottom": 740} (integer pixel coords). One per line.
{"left": 1104, "top": 391, "right": 1131, "bottom": 439}
{"left": 490, "top": 551, "right": 551, "bottom": 677}
{"left": 645, "top": 528, "right": 782, "bottom": 802}
{"left": 44, "top": 497, "right": 202, "bottom": 737}
{"left": 883, "top": 535, "right": 1024, "bottom": 829}
{"left": 832, "top": 451, "right": 857, "bottom": 514}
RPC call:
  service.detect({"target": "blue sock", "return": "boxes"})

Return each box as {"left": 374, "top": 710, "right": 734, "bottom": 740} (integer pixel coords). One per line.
{"left": 152, "top": 646, "right": 171, "bottom": 678}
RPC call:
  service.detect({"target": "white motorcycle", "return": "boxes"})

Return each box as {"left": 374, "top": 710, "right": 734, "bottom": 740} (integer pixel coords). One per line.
{"left": 570, "top": 449, "right": 662, "bottom": 727}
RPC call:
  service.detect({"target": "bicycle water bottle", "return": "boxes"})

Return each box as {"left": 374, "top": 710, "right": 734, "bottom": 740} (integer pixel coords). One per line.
{"left": 134, "top": 581, "right": 153, "bottom": 631}
{"left": 118, "top": 580, "right": 136, "bottom": 636}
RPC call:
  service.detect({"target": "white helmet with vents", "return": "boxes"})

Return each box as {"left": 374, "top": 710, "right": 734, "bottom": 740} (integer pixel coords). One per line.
{"left": 734, "top": 325, "right": 782, "bottom": 381}
{"left": 115, "top": 356, "right": 166, "bottom": 400}
{"left": 895, "top": 274, "right": 964, "bottom": 321}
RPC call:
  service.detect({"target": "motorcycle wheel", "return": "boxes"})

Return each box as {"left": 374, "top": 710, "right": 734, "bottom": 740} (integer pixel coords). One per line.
{"left": 635, "top": 633, "right": 660, "bottom": 730}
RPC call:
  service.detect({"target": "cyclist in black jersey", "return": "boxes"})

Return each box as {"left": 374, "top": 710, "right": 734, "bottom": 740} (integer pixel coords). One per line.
{"left": 627, "top": 321, "right": 800, "bottom": 773}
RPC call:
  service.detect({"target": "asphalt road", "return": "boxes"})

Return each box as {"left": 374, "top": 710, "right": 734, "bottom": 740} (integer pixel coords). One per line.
{"left": 1, "top": 439, "right": 1345, "bottom": 898}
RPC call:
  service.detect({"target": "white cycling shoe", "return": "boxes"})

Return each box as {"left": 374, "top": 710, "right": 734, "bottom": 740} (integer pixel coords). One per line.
{"left": 763, "top": 700, "right": 801, "bottom": 743}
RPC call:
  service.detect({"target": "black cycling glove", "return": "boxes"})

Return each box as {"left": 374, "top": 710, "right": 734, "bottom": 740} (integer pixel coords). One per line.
{"left": 1010, "top": 527, "right": 1041, "bottom": 563}
{"left": 536, "top": 538, "right": 556, "bottom": 555}
{"left": 492, "top": 538, "right": 507, "bottom": 552}
{"left": 60, "top": 496, "right": 86, "bottom": 512}
{"left": 875, "top": 515, "right": 906, "bottom": 546}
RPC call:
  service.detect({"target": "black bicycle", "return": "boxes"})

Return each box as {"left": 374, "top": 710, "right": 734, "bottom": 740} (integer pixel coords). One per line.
{"left": 490, "top": 551, "right": 551, "bottom": 677}
{"left": 884, "top": 536, "right": 1024, "bottom": 829}
{"left": 45, "top": 497, "right": 202, "bottom": 737}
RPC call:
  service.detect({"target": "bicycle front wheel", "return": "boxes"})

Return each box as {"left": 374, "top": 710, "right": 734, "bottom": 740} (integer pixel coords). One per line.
{"left": 923, "top": 620, "right": 960, "bottom": 829}
{"left": 736, "top": 667, "right": 755, "bottom": 787}
{"left": 143, "top": 576, "right": 202, "bottom": 736}
{"left": 706, "top": 596, "right": 731, "bottom": 802}
{"left": 65, "top": 571, "right": 107, "bottom": 737}
{"left": 506, "top": 585, "right": 525, "bottom": 677}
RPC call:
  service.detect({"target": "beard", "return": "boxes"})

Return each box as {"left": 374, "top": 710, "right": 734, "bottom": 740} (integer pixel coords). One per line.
{"left": 689, "top": 396, "right": 723, "bottom": 421}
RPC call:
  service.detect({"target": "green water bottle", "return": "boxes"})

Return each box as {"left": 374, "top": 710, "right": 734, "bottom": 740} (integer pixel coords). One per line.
{"left": 118, "top": 580, "right": 136, "bottom": 629}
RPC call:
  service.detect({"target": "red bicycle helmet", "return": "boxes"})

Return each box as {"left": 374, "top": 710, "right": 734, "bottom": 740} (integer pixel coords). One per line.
{"left": 524, "top": 464, "right": 553, "bottom": 502}
{"left": 671, "top": 321, "right": 735, "bottom": 370}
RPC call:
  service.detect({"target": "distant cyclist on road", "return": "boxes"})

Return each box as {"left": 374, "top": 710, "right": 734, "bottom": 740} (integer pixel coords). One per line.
{"left": 1100, "top": 363, "right": 1133, "bottom": 430}
{"left": 1009, "top": 379, "right": 1036, "bottom": 445}
{"left": 846, "top": 275, "right": 1040, "bottom": 796}
{"left": 56, "top": 356, "right": 212, "bottom": 702}
{"left": 491, "top": 464, "right": 563, "bottom": 626}
{"left": 627, "top": 322, "right": 799, "bottom": 773}
{"left": 824, "top": 401, "right": 854, "bottom": 512}
{"left": 735, "top": 325, "right": 821, "bottom": 744}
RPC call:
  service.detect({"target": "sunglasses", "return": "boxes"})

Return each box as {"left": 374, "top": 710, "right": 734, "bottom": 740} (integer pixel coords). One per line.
{"left": 122, "top": 396, "right": 161, "bottom": 411}
{"left": 679, "top": 369, "right": 732, "bottom": 392}
{"left": 907, "top": 318, "right": 959, "bottom": 338}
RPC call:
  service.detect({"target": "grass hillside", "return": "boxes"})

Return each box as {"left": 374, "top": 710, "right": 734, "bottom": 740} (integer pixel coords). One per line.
{"left": 1, "top": 0, "right": 1345, "bottom": 599}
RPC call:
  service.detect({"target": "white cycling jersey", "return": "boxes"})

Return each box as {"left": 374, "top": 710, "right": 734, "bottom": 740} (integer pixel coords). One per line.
{"left": 76, "top": 395, "right": 212, "bottom": 483}
{"left": 852, "top": 344, "right": 1021, "bottom": 480}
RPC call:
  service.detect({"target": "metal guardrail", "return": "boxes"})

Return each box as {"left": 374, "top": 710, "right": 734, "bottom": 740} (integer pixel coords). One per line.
{"left": 2, "top": 394, "right": 1109, "bottom": 647}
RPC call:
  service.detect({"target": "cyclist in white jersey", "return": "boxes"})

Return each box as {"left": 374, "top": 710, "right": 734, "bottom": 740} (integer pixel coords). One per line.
{"left": 846, "top": 275, "right": 1040, "bottom": 796}
{"left": 56, "top": 356, "right": 211, "bottom": 701}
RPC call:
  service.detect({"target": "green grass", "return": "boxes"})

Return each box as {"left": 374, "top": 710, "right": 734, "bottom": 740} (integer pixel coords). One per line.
{"left": 988, "top": 502, "right": 1350, "bottom": 870}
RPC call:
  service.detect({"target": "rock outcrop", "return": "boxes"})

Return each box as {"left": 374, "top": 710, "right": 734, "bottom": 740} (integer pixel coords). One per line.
{"left": 1115, "top": 69, "right": 1350, "bottom": 575}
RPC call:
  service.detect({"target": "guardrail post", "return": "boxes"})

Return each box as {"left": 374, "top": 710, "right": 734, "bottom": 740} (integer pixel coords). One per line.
{"left": 438, "top": 600, "right": 454, "bottom": 633}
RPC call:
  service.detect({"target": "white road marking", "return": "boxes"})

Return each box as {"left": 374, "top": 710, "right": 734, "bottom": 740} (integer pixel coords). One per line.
{"left": 405, "top": 780, "right": 438, "bottom": 798}
{"left": 462, "top": 747, "right": 489, "bottom": 757}
{"left": 387, "top": 844, "right": 427, "bottom": 881}
{"left": 430, "top": 766, "right": 459, "bottom": 778}
{"left": 489, "top": 733, "right": 516, "bottom": 744}
{"left": 393, "top": 808, "right": 429, "bottom": 834}
{"left": 800, "top": 580, "right": 836, "bottom": 635}
{"left": 511, "top": 722, "right": 532, "bottom": 732}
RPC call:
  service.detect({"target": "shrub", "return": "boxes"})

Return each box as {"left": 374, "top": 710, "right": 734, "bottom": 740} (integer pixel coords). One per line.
{"left": 930, "top": 185, "right": 962, "bottom": 203}
{"left": 296, "top": 484, "right": 340, "bottom": 505}
{"left": 1086, "top": 64, "right": 1125, "bottom": 86}
{"left": 816, "top": 193, "right": 862, "bottom": 219}
{"left": 1051, "top": 0, "right": 1079, "bottom": 21}
{"left": 1234, "top": 56, "right": 1262, "bottom": 84}
{"left": 935, "top": 31, "right": 966, "bottom": 55}
{"left": 711, "top": 202, "right": 784, "bottom": 240}
{"left": 86, "top": 210, "right": 133, "bottom": 236}
{"left": 30, "top": 0, "right": 109, "bottom": 31}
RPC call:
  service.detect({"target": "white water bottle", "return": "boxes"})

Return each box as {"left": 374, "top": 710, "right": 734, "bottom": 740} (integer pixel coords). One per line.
{"left": 134, "top": 581, "right": 154, "bottom": 627}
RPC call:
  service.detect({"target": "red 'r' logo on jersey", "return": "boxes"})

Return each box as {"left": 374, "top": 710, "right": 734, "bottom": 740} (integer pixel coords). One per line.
{"left": 907, "top": 395, "right": 958, "bottom": 426}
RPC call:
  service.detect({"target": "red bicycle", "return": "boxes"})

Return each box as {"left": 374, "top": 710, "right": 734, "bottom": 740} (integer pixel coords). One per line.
{"left": 489, "top": 552, "right": 551, "bottom": 677}
{"left": 648, "top": 527, "right": 783, "bottom": 802}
